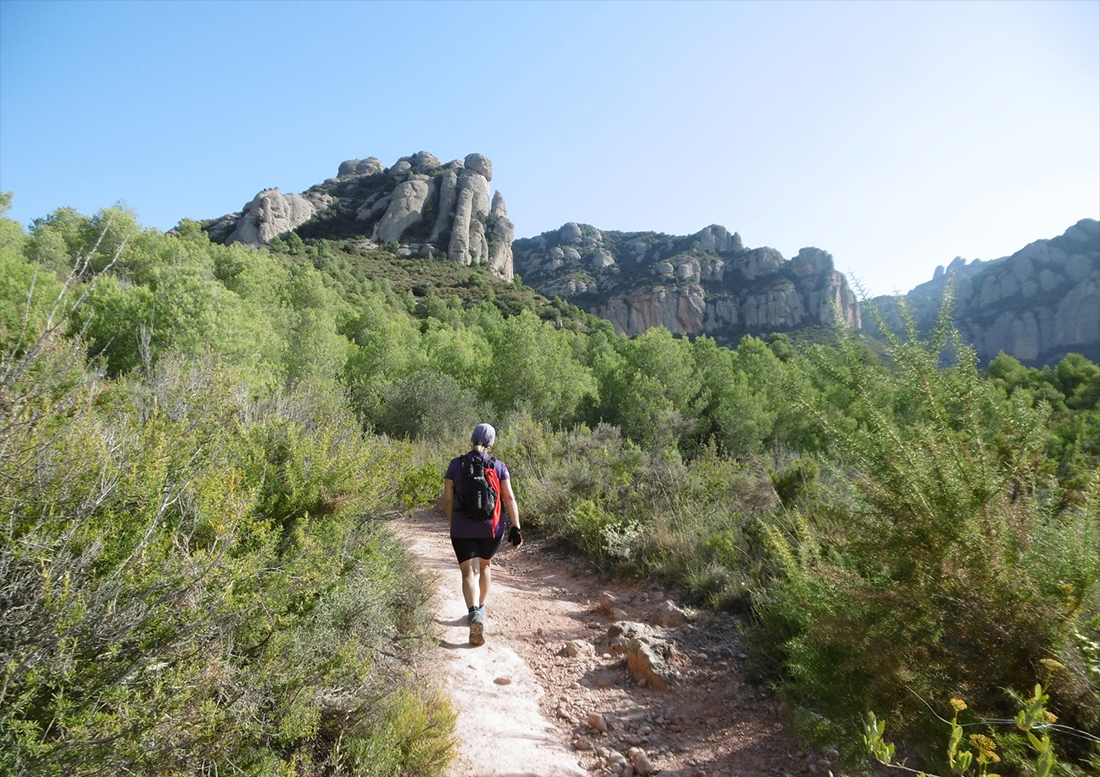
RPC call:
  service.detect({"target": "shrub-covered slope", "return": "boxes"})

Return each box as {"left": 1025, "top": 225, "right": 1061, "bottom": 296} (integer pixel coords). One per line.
{"left": 2, "top": 196, "right": 1098, "bottom": 774}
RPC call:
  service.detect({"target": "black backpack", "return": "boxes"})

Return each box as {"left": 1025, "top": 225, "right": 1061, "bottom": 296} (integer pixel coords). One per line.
{"left": 456, "top": 453, "right": 501, "bottom": 523}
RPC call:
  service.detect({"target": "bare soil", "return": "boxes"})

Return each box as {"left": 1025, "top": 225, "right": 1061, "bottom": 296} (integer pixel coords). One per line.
{"left": 400, "top": 510, "right": 839, "bottom": 777}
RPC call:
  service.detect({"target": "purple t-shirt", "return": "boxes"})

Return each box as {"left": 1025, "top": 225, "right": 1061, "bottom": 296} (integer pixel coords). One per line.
{"left": 445, "top": 451, "right": 510, "bottom": 539}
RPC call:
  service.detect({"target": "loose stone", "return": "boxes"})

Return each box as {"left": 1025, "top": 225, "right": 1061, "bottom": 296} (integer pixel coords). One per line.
{"left": 588, "top": 712, "right": 609, "bottom": 734}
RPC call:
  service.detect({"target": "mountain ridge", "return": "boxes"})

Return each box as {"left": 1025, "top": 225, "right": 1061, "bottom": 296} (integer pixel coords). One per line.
{"left": 512, "top": 222, "right": 861, "bottom": 345}
{"left": 194, "top": 152, "right": 1097, "bottom": 366}
{"left": 867, "top": 218, "right": 1099, "bottom": 366}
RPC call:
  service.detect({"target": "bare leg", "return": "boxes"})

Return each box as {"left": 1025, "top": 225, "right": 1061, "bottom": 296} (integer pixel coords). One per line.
{"left": 478, "top": 558, "right": 492, "bottom": 608}
{"left": 459, "top": 558, "right": 479, "bottom": 610}
{"left": 465, "top": 558, "right": 487, "bottom": 647}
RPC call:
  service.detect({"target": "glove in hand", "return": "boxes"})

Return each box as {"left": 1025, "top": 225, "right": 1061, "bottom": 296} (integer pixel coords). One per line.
{"left": 508, "top": 525, "right": 523, "bottom": 547}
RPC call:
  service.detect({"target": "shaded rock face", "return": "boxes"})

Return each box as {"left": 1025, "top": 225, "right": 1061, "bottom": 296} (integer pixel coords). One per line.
{"left": 200, "top": 151, "right": 514, "bottom": 281}
{"left": 486, "top": 190, "right": 514, "bottom": 276}
{"left": 869, "top": 219, "right": 1100, "bottom": 367}
{"left": 372, "top": 177, "right": 433, "bottom": 244}
{"left": 513, "top": 223, "right": 860, "bottom": 341}
{"left": 220, "top": 189, "right": 329, "bottom": 249}
{"left": 448, "top": 168, "right": 493, "bottom": 268}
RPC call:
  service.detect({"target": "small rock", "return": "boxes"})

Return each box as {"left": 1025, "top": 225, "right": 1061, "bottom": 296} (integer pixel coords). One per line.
{"left": 628, "top": 747, "right": 655, "bottom": 776}
{"left": 574, "top": 735, "right": 593, "bottom": 751}
{"left": 563, "top": 639, "right": 596, "bottom": 658}
{"left": 493, "top": 676, "right": 512, "bottom": 685}
{"left": 599, "top": 591, "right": 622, "bottom": 613}
{"left": 650, "top": 600, "right": 688, "bottom": 627}
{"left": 588, "top": 712, "right": 608, "bottom": 734}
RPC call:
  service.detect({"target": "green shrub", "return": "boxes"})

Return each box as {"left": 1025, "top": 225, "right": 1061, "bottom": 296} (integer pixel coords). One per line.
{"left": 501, "top": 415, "right": 778, "bottom": 604}
{"left": 769, "top": 457, "right": 820, "bottom": 507}
{"left": 346, "top": 687, "right": 455, "bottom": 777}
{"left": 0, "top": 313, "right": 451, "bottom": 774}
{"left": 751, "top": 297, "right": 1100, "bottom": 769}
{"left": 398, "top": 462, "right": 444, "bottom": 511}
{"left": 376, "top": 369, "right": 482, "bottom": 441}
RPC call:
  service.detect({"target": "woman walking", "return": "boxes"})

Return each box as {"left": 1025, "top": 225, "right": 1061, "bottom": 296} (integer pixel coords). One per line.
{"left": 443, "top": 423, "right": 522, "bottom": 646}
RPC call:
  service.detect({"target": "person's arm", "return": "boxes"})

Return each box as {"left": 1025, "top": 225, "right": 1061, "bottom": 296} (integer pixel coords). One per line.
{"left": 443, "top": 478, "right": 455, "bottom": 526}
{"left": 501, "top": 478, "right": 519, "bottom": 530}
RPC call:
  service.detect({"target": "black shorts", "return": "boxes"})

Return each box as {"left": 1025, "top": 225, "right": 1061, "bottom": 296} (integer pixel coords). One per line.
{"left": 451, "top": 534, "right": 504, "bottom": 564}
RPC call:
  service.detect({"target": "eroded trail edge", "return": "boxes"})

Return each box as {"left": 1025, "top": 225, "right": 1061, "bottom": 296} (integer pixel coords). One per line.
{"left": 399, "top": 512, "right": 832, "bottom": 777}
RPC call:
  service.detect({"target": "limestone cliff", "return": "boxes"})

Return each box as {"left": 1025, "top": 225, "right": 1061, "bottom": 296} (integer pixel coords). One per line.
{"left": 200, "top": 152, "right": 514, "bottom": 281}
{"left": 513, "top": 223, "right": 860, "bottom": 340}
{"left": 868, "top": 219, "right": 1100, "bottom": 367}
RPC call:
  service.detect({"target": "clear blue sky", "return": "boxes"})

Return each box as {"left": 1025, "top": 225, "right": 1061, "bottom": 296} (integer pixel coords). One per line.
{"left": 2, "top": 0, "right": 1097, "bottom": 296}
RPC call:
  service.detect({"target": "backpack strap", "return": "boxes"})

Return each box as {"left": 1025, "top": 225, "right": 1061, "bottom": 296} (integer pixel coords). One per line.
{"left": 455, "top": 452, "right": 476, "bottom": 512}
{"left": 485, "top": 457, "right": 502, "bottom": 534}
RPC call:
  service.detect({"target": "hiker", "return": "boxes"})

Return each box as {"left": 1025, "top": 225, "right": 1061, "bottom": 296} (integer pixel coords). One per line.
{"left": 443, "top": 422, "right": 522, "bottom": 646}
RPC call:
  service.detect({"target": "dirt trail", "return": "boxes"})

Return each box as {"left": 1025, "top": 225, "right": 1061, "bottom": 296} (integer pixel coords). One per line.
{"left": 400, "top": 511, "right": 836, "bottom": 777}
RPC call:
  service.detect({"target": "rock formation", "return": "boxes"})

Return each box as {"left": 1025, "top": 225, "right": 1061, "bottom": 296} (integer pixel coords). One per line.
{"left": 199, "top": 151, "right": 514, "bottom": 281}
{"left": 203, "top": 189, "right": 333, "bottom": 248}
{"left": 447, "top": 156, "right": 494, "bottom": 268}
{"left": 486, "top": 191, "right": 515, "bottom": 276}
{"left": 868, "top": 219, "right": 1100, "bottom": 367}
{"left": 194, "top": 156, "right": 1095, "bottom": 369}
{"left": 372, "top": 176, "right": 433, "bottom": 245}
{"left": 512, "top": 223, "right": 861, "bottom": 341}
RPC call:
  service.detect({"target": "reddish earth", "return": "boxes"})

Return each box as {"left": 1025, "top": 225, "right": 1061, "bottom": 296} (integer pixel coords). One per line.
{"left": 400, "top": 511, "right": 840, "bottom": 777}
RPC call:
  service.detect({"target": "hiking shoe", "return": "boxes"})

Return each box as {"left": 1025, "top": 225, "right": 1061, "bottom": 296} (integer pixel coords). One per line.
{"left": 469, "top": 607, "right": 485, "bottom": 646}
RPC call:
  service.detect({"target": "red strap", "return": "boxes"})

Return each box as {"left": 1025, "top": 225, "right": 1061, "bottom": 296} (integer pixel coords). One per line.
{"left": 486, "top": 467, "right": 502, "bottom": 535}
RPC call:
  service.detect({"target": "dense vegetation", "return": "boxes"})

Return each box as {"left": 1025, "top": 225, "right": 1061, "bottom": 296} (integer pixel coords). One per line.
{"left": 0, "top": 201, "right": 452, "bottom": 776}
{"left": 1, "top": 195, "right": 1097, "bottom": 775}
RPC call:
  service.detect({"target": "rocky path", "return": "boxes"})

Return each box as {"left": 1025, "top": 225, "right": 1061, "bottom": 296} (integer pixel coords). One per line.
{"left": 399, "top": 511, "right": 838, "bottom": 777}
